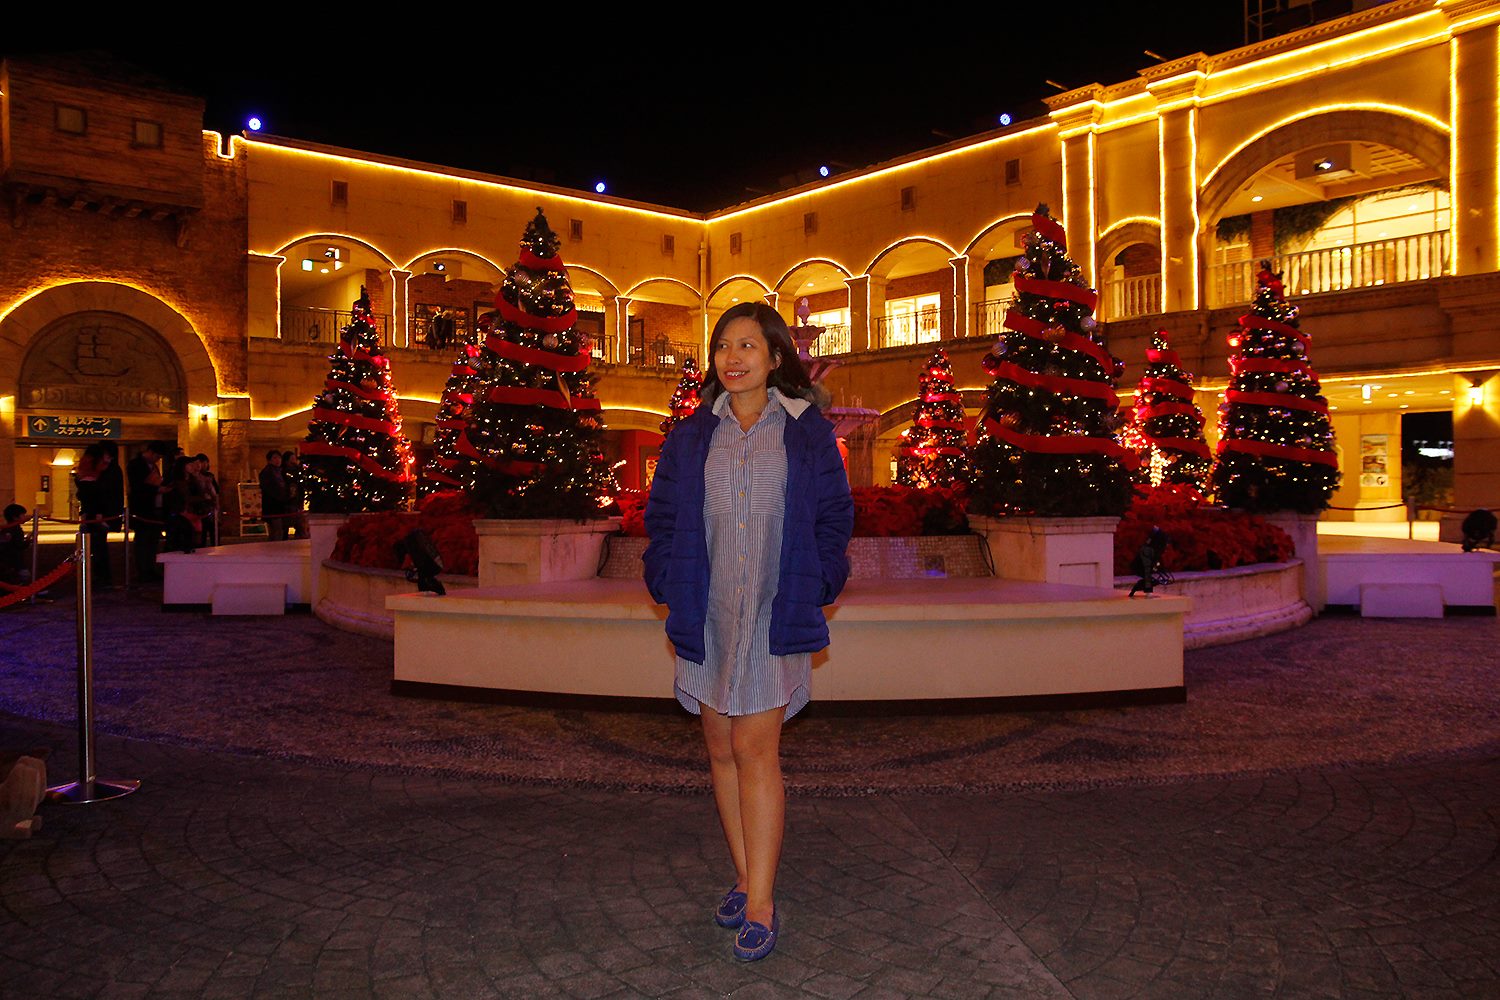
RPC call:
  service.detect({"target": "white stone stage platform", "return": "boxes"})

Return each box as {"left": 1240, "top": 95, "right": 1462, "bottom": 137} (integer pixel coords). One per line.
{"left": 160, "top": 541, "right": 312, "bottom": 614}
{"left": 1320, "top": 535, "right": 1500, "bottom": 617}
{"left": 388, "top": 578, "right": 1189, "bottom": 708}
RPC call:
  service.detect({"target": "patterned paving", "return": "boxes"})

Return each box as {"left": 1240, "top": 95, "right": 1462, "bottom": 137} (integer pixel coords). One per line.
{"left": 1, "top": 590, "right": 1497, "bottom": 997}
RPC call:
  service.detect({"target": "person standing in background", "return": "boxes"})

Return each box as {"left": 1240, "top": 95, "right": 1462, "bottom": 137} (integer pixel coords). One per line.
{"left": 259, "top": 450, "right": 291, "bottom": 541}
{"left": 193, "top": 453, "right": 220, "bottom": 547}
{"left": 127, "top": 442, "right": 165, "bottom": 582}
{"left": 76, "top": 441, "right": 123, "bottom": 588}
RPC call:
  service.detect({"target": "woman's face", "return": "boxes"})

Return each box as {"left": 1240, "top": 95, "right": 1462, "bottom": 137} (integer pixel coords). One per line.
{"left": 713, "top": 317, "right": 779, "bottom": 399}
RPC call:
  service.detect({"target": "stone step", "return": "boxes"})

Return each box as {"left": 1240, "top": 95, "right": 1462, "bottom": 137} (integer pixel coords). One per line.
{"left": 212, "top": 582, "right": 287, "bottom": 616}
{"left": 1360, "top": 582, "right": 1444, "bottom": 618}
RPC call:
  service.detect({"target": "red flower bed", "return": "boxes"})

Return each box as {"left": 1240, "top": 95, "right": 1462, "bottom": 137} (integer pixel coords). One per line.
{"left": 331, "top": 490, "right": 481, "bottom": 575}
{"left": 619, "top": 485, "right": 969, "bottom": 538}
{"left": 1113, "top": 483, "right": 1294, "bottom": 575}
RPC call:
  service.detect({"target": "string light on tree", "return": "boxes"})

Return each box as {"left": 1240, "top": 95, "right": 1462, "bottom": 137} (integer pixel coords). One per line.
{"left": 660, "top": 357, "right": 703, "bottom": 436}
{"left": 967, "top": 205, "right": 1132, "bottom": 517}
{"left": 460, "top": 208, "right": 618, "bottom": 517}
{"left": 895, "top": 347, "right": 970, "bottom": 489}
{"left": 300, "top": 288, "right": 416, "bottom": 512}
{"left": 420, "top": 339, "right": 488, "bottom": 495}
{"left": 1210, "top": 261, "right": 1340, "bottom": 512}
{"left": 1123, "top": 330, "right": 1212, "bottom": 492}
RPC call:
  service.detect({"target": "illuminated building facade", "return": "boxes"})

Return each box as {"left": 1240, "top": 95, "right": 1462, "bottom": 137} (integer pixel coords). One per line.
{"left": 3, "top": 0, "right": 1497, "bottom": 539}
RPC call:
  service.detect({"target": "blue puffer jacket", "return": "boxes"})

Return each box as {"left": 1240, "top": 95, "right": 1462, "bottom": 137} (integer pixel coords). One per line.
{"left": 643, "top": 394, "right": 854, "bottom": 664}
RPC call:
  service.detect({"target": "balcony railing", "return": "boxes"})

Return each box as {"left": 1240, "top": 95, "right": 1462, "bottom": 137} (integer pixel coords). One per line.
{"left": 1103, "top": 274, "right": 1162, "bottom": 320}
{"left": 874, "top": 308, "right": 942, "bottom": 350}
{"left": 280, "top": 306, "right": 390, "bottom": 347}
{"left": 972, "top": 301, "right": 1009, "bottom": 339}
{"left": 1208, "top": 230, "right": 1450, "bottom": 308}
{"left": 806, "top": 324, "right": 851, "bottom": 357}
{"left": 616, "top": 336, "right": 699, "bottom": 372}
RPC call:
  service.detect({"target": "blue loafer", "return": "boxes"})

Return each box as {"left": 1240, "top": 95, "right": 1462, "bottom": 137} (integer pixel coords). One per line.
{"left": 714, "top": 886, "right": 747, "bottom": 928}
{"left": 733, "top": 909, "right": 779, "bottom": 961}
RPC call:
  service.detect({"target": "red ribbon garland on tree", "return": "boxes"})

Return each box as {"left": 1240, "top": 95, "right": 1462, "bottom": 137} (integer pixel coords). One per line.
{"left": 993, "top": 361, "right": 1119, "bottom": 406}
{"left": 311, "top": 407, "right": 401, "bottom": 436}
{"left": 1135, "top": 401, "right": 1200, "bottom": 421}
{"left": 1217, "top": 437, "right": 1338, "bottom": 467}
{"left": 1003, "top": 312, "right": 1113, "bottom": 371}
{"left": 453, "top": 433, "right": 546, "bottom": 475}
{"left": 300, "top": 441, "right": 414, "bottom": 483}
{"left": 1239, "top": 314, "right": 1310, "bottom": 350}
{"left": 338, "top": 338, "right": 385, "bottom": 365}
{"left": 326, "top": 379, "right": 391, "bottom": 402}
{"left": 1226, "top": 389, "right": 1329, "bottom": 414}
{"left": 483, "top": 335, "right": 591, "bottom": 371}
{"left": 1137, "top": 376, "right": 1195, "bottom": 400}
{"left": 1141, "top": 434, "right": 1212, "bottom": 458}
{"left": 519, "top": 249, "right": 566, "bottom": 272}
{"left": 1231, "top": 356, "right": 1319, "bottom": 383}
{"left": 486, "top": 386, "right": 602, "bottom": 410}
{"left": 435, "top": 419, "right": 467, "bottom": 431}
{"left": 1013, "top": 275, "right": 1100, "bottom": 313}
{"left": 983, "top": 418, "right": 1128, "bottom": 458}
{"left": 917, "top": 418, "right": 965, "bottom": 430}
{"left": 426, "top": 468, "right": 463, "bottom": 487}
{"left": 1145, "top": 346, "right": 1184, "bottom": 367}
{"left": 1031, "top": 212, "right": 1068, "bottom": 250}
{"left": 495, "top": 297, "right": 578, "bottom": 334}
{"left": 901, "top": 445, "right": 965, "bottom": 457}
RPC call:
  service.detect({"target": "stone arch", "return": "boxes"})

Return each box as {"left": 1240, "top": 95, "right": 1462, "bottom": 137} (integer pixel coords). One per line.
{"left": 773, "top": 258, "right": 852, "bottom": 292}
{"left": 963, "top": 214, "right": 1033, "bottom": 258}
{"left": 865, "top": 237, "right": 959, "bottom": 279}
{"left": 402, "top": 247, "right": 507, "bottom": 275}
{"left": 1097, "top": 219, "right": 1163, "bottom": 270}
{"left": 706, "top": 273, "right": 771, "bottom": 303}
{"left": 0, "top": 281, "right": 220, "bottom": 406}
{"left": 273, "top": 232, "right": 398, "bottom": 268}
{"left": 623, "top": 276, "right": 702, "bottom": 302}
{"left": 1200, "top": 108, "right": 1450, "bottom": 226}
{"left": 567, "top": 265, "right": 623, "bottom": 299}
{"left": 875, "top": 391, "right": 987, "bottom": 437}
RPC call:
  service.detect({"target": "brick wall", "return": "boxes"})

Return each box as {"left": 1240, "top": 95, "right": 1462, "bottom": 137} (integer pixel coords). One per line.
{"left": 628, "top": 300, "right": 697, "bottom": 345}
{"left": 884, "top": 271, "right": 947, "bottom": 301}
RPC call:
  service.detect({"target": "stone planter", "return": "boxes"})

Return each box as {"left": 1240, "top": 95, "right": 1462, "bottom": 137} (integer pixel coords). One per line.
{"left": 597, "top": 534, "right": 990, "bottom": 580}
{"left": 306, "top": 512, "right": 349, "bottom": 606}
{"left": 474, "top": 517, "right": 622, "bottom": 587}
{"left": 318, "top": 560, "right": 478, "bottom": 639}
{"left": 1115, "top": 560, "right": 1311, "bottom": 648}
{"left": 1263, "top": 511, "right": 1323, "bottom": 611}
{"left": 970, "top": 515, "right": 1121, "bottom": 588}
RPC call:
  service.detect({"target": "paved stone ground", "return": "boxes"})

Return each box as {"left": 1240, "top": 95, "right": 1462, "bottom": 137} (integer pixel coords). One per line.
{"left": 1, "top": 587, "right": 1498, "bottom": 997}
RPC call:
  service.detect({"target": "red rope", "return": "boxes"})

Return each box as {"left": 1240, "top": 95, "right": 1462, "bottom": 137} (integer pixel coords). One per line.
{"left": 0, "top": 558, "right": 76, "bottom": 609}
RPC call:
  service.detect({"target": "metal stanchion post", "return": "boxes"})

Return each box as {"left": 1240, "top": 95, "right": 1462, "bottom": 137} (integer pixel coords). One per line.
{"left": 29, "top": 508, "right": 41, "bottom": 605}
{"left": 46, "top": 531, "right": 140, "bottom": 805}
{"left": 122, "top": 505, "right": 133, "bottom": 594}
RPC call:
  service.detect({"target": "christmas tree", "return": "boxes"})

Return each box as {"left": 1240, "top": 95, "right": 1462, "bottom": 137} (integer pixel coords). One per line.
{"left": 300, "top": 289, "right": 416, "bottom": 512}
{"left": 420, "top": 341, "right": 486, "bottom": 494}
{"left": 1123, "top": 331, "right": 1212, "bottom": 491}
{"left": 968, "top": 205, "right": 1133, "bottom": 517}
{"left": 895, "top": 347, "right": 969, "bottom": 488}
{"left": 1210, "top": 262, "right": 1339, "bottom": 512}
{"left": 459, "top": 208, "right": 617, "bottom": 517}
{"left": 659, "top": 356, "right": 703, "bottom": 435}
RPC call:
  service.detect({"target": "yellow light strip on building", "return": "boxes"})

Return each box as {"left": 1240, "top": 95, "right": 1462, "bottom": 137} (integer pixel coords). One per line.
{"left": 1449, "top": 37, "right": 1462, "bottom": 260}
{"left": 1086, "top": 131, "right": 1099, "bottom": 282}
{"left": 269, "top": 232, "right": 398, "bottom": 267}
{"left": 950, "top": 254, "right": 969, "bottom": 337}
{"left": 622, "top": 276, "right": 702, "bottom": 301}
{"left": 247, "top": 136, "right": 698, "bottom": 223}
{"left": 707, "top": 273, "right": 773, "bottom": 300}
{"left": 1208, "top": 30, "right": 1451, "bottom": 105}
{"left": 1187, "top": 107, "right": 1201, "bottom": 311}
{"left": 962, "top": 214, "right": 1033, "bottom": 256}
{"left": 402, "top": 248, "right": 507, "bottom": 273}
{"left": 866, "top": 235, "right": 961, "bottom": 276}
{"left": 203, "top": 130, "right": 240, "bottom": 161}
{"left": 708, "top": 123, "right": 1057, "bottom": 224}
{"left": 771, "top": 258, "right": 854, "bottom": 290}
{"left": 1099, "top": 216, "right": 1163, "bottom": 237}
{"left": 1158, "top": 119, "right": 1169, "bottom": 310}
{"left": 1200, "top": 103, "right": 1452, "bottom": 191}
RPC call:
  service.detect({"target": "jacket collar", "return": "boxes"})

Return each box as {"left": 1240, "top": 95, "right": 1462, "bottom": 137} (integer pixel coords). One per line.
{"left": 709, "top": 386, "right": 811, "bottom": 420}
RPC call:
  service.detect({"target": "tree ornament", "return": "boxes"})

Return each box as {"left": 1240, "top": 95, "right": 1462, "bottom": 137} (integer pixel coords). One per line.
{"left": 542, "top": 333, "right": 559, "bottom": 349}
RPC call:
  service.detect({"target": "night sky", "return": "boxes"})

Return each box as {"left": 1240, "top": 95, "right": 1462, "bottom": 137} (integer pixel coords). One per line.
{"left": 10, "top": 8, "right": 1246, "bottom": 211}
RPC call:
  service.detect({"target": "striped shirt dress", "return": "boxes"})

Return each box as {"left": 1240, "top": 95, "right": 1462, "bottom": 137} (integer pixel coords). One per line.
{"left": 674, "top": 389, "right": 811, "bottom": 720}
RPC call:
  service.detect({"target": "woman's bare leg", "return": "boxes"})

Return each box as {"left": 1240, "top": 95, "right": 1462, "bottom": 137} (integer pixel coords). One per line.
{"left": 729, "top": 707, "right": 785, "bottom": 926}
{"left": 700, "top": 705, "right": 747, "bottom": 890}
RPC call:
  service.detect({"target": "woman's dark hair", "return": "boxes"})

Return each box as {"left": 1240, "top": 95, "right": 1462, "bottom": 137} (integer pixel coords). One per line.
{"left": 167, "top": 456, "right": 192, "bottom": 483}
{"left": 701, "top": 302, "right": 814, "bottom": 404}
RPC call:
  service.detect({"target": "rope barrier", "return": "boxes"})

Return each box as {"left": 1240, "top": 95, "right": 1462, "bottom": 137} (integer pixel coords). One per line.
{"left": 0, "top": 556, "right": 76, "bottom": 610}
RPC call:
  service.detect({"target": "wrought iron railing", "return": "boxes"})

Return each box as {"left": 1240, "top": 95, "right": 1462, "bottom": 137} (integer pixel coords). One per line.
{"left": 1207, "top": 230, "right": 1450, "bottom": 308}
{"left": 625, "top": 337, "right": 699, "bottom": 371}
{"left": 1103, "top": 274, "right": 1162, "bottom": 319}
{"left": 280, "top": 307, "right": 390, "bottom": 347}
{"left": 806, "top": 324, "right": 851, "bottom": 357}
{"left": 972, "top": 301, "right": 1010, "bottom": 339}
{"left": 874, "top": 308, "right": 942, "bottom": 350}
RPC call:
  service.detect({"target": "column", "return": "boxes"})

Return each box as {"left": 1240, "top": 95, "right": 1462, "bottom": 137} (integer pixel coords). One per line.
{"left": 1445, "top": 371, "right": 1500, "bottom": 543}
{"left": 964, "top": 255, "right": 989, "bottom": 338}
{"left": 0, "top": 394, "right": 13, "bottom": 505}
{"left": 1048, "top": 87, "right": 1103, "bottom": 287}
{"left": 247, "top": 253, "right": 284, "bottom": 340}
{"left": 844, "top": 275, "right": 875, "bottom": 353}
{"left": 1144, "top": 63, "right": 1206, "bottom": 315}
{"left": 946, "top": 255, "right": 969, "bottom": 339}
{"left": 602, "top": 295, "right": 623, "bottom": 363}
{"left": 1445, "top": 5, "right": 1500, "bottom": 275}
{"left": 388, "top": 269, "right": 412, "bottom": 348}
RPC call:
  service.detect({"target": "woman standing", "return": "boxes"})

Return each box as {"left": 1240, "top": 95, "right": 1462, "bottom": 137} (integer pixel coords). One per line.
{"left": 644, "top": 302, "right": 853, "bottom": 961}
